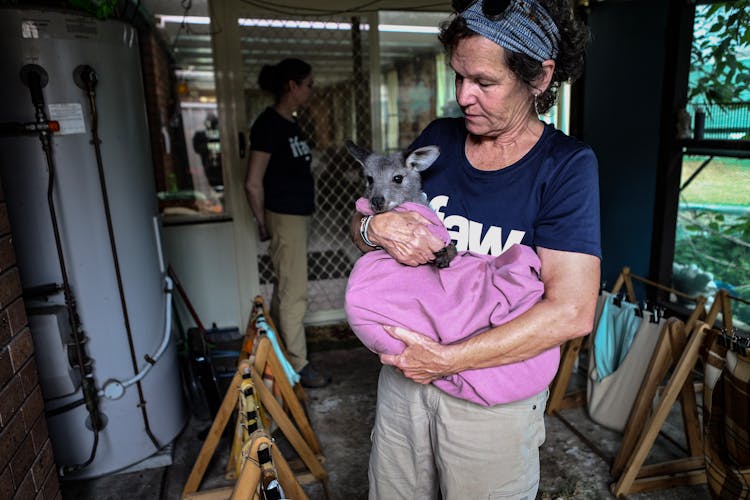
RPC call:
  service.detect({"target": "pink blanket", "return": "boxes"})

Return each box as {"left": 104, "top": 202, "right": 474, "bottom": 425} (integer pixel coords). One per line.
{"left": 345, "top": 198, "right": 559, "bottom": 406}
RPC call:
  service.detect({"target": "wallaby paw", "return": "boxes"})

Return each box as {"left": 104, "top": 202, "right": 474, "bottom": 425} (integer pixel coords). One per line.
{"left": 433, "top": 242, "right": 457, "bottom": 268}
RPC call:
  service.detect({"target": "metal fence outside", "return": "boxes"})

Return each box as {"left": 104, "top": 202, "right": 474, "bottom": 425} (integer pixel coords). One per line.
{"left": 688, "top": 102, "right": 750, "bottom": 140}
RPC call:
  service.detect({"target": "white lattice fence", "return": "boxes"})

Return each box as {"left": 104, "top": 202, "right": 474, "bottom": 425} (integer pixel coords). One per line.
{"left": 242, "top": 14, "right": 371, "bottom": 317}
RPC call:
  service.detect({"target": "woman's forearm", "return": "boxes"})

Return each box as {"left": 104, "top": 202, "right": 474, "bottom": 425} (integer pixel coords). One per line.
{"left": 448, "top": 249, "right": 600, "bottom": 371}
{"left": 246, "top": 185, "right": 265, "bottom": 226}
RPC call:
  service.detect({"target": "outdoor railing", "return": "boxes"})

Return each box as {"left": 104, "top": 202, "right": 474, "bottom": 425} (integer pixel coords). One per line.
{"left": 688, "top": 102, "right": 750, "bottom": 140}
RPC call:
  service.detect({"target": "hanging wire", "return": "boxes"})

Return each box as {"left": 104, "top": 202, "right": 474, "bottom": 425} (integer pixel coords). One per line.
{"left": 171, "top": 0, "right": 194, "bottom": 53}
{"left": 128, "top": 0, "right": 142, "bottom": 23}
{"left": 238, "top": 0, "right": 448, "bottom": 17}
{"left": 239, "top": 0, "right": 381, "bottom": 16}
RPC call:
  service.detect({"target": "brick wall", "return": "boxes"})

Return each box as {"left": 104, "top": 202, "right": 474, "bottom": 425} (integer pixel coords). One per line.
{"left": 0, "top": 179, "right": 60, "bottom": 500}
{"left": 139, "top": 29, "right": 192, "bottom": 193}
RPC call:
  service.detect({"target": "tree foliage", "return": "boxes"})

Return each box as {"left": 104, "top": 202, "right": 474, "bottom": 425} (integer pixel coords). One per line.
{"left": 688, "top": 0, "right": 750, "bottom": 107}
{"left": 675, "top": 210, "right": 750, "bottom": 325}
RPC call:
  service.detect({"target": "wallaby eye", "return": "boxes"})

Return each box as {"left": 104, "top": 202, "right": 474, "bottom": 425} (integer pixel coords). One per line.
{"left": 393, "top": 175, "right": 403, "bottom": 184}
{"left": 366, "top": 176, "right": 373, "bottom": 185}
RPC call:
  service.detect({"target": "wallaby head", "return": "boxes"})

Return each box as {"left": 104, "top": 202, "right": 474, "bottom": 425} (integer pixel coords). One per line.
{"left": 345, "top": 140, "right": 440, "bottom": 213}
{"left": 345, "top": 140, "right": 456, "bottom": 268}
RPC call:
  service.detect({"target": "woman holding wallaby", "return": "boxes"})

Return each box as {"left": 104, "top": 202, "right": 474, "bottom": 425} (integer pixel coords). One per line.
{"left": 350, "top": 1, "right": 601, "bottom": 497}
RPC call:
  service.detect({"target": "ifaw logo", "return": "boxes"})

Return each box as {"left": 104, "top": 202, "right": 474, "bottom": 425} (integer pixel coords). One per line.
{"left": 430, "top": 195, "right": 525, "bottom": 256}
{"left": 288, "top": 136, "right": 311, "bottom": 159}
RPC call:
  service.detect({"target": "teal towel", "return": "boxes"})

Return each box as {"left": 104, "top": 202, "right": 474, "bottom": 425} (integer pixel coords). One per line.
{"left": 594, "top": 296, "right": 642, "bottom": 379}
{"left": 255, "top": 316, "right": 301, "bottom": 386}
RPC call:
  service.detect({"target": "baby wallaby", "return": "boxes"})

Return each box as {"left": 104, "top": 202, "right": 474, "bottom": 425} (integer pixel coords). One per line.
{"left": 345, "top": 140, "right": 457, "bottom": 268}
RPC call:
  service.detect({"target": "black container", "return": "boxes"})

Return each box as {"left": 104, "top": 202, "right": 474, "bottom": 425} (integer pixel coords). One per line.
{"left": 694, "top": 107, "right": 706, "bottom": 140}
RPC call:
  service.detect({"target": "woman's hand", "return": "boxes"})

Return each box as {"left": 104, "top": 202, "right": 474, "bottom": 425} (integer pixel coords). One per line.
{"left": 379, "top": 325, "right": 457, "bottom": 384}
{"left": 368, "top": 211, "right": 445, "bottom": 266}
{"left": 257, "top": 222, "right": 270, "bottom": 242}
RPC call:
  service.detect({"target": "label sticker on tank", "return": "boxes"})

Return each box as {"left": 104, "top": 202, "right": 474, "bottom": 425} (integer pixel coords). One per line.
{"left": 65, "top": 17, "right": 99, "bottom": 38}
{"left": 22, "top": 19, "right": 51, "bottom": 39}
{"left": 48, "top": 103, "right": 86, "bottom": 135}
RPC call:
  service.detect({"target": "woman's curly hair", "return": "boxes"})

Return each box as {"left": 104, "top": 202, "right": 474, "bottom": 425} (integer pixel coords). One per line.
{"left": 439, "top": 0, "right": 589, "bottom": 114}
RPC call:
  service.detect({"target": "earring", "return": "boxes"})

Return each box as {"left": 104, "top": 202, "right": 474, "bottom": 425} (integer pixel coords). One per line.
{"left": 533, "top": 92, "right": 540, "bottom": 115}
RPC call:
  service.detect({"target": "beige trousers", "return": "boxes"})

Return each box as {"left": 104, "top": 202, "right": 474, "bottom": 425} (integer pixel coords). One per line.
{"left": 265, "top": 210, "right": 310, "bottom": 372}
{"left": 368, "top": 365, "right": 547, "bottom": 500}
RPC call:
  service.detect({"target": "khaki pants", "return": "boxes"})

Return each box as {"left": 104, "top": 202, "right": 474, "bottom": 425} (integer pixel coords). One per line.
{"left": 265, "top": 210, "right": 310, "bottom": 372}
{"left": 368, "top": 365, "right": 547, "bottom": 500}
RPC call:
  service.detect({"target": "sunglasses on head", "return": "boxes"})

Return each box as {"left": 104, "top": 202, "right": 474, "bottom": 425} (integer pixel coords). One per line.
{"left": 453, "top": 0, "right": 513, "bottom": 18}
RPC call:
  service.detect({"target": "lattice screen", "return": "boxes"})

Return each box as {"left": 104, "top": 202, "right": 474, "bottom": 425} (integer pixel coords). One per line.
{"left": 241, "top": 15, "right": 372, "bottom": 317}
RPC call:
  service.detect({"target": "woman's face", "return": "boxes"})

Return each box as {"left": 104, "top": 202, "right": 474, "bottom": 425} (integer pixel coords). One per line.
{"left": 450, "top": 36, "right": 532, "bottom": 138}
{"left": 292, "top": 73, "right": 314, "bottom": 107}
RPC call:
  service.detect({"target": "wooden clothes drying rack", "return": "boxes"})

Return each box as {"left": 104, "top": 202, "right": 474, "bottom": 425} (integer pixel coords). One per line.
{"left": 611, "top": 288, "right": 738, "bottom": 497}
{"left": 230, "top": 431, "right": 305, "bottom": 500}
{"left": 225, "top": 297, "right": 315, "bottom": 480}
{"left": 545, "top": 266, "right": 736, "bottom": 497}
{"left": 547, "top": 266, "right": 710, "bottom": 415}
{"left": 182, "top": 296, "right": 329, "bottom": 499}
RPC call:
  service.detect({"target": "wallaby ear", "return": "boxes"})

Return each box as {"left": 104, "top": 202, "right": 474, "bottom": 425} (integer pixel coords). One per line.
{"left": 345, "top": 140, "right": 371, "bottom": 165}
{"left": 404, "top": 145, "right": 440, "bottom": 172}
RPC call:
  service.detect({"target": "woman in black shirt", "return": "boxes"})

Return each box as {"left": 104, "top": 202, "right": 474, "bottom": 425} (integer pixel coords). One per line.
{"left": 245, "top": 58, "right": 328, "bottom": 388}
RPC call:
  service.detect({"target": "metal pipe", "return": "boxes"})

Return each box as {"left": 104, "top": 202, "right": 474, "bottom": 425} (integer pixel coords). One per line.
{"left": 20, "top": 63, "right": 103, "bottom": 473}
{"left": 75, "top": 64, "right": 161, "bottom": 451}
{"left": 99, "top": 276, "right": 174, "bottom": 396}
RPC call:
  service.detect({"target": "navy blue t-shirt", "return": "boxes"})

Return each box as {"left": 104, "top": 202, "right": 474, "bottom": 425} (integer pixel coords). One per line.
{"left": 411, "top": 118, "right": 601, "bottom": 258}
{"left": 250, "top": 107, "right": 314, "bottom": 215}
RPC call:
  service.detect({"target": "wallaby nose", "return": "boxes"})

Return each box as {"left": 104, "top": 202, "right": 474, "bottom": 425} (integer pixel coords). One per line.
{"left": 370, "top": 196, "right": 385, "bottom": 213}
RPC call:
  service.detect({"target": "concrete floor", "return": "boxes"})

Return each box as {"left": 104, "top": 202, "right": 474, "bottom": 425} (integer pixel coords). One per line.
{"left": 60, "top": 345, "right": 710, "bottom": 500}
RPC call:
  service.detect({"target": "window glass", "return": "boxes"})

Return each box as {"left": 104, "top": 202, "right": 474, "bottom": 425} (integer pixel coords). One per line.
{"left": 674, "top": 156, "right": 750, "bottom": 327}
{"left": 155, "top": 14, "right": 227, "bottom": 220}
{"left": 686, "top": 2, "right": 750, "bottom": 140}
{"left": 672, "top": 1, "right": 749, "bottom": 330}
{"left": 378, "top": 11, "right": 453, "bottom": 152}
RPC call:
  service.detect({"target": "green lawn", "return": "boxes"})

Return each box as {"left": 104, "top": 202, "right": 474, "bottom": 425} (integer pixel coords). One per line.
{"left": 681, "top": 156, "right": 750, "bottom": 206}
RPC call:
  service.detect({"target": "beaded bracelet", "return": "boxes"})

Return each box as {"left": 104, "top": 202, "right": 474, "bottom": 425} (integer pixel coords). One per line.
{"left": 359, "top": 215, "right": 379, "bottom": 248}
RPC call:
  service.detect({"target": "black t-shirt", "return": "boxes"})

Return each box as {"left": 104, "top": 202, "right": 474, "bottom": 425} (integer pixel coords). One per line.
{"left": 249, "top": 107, "right": 314, "bottom": 215}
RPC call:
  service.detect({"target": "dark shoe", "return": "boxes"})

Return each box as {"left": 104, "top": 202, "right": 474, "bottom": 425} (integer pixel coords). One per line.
{"left": 299, "top": 364, "right": 331, "bottom": 388}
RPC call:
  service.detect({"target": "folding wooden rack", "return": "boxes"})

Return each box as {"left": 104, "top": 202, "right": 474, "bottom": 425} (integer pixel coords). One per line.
{"left": 610, "top": 289, "right": 735, "bottom": 497}
{"left": 545, "top": 267, "right": 742, "bottom": 497}
{"left": 547, "top": 266, "right": 710, "bottom": 415}
{"left": 182, "top": 297, "right": 329, "bottom": 499}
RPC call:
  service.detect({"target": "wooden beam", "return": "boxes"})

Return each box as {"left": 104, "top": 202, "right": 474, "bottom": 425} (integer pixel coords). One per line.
{"left": 183, "top": 370, "right": 242, "bottom": 496}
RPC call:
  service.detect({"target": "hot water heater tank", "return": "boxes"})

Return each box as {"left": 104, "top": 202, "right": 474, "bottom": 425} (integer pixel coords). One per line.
{"left": 0, "top": 8, "right": 186, "bottom": 478}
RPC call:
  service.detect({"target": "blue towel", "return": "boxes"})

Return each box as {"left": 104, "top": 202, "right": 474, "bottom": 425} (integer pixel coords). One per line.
{"left": 593, "top": 296, "right": 643, "bottom": 379}
{"left": 255, "top": 316, "right": 301, "bottom": 386}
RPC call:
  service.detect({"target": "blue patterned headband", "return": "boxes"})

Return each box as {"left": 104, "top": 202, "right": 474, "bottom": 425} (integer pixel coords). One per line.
{"left": 460, "top": 0, "right": 560, "bottom": 62}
